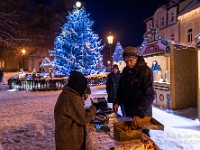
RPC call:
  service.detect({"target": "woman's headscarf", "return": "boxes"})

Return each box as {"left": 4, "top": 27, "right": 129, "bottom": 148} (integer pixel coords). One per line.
{"left": 67, "top": 71, "right": 87, "bottom": 96}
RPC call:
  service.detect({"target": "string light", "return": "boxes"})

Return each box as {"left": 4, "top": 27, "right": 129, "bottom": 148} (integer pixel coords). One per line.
{"left": 178, "top": 7, "right": 200, "bottom": 21}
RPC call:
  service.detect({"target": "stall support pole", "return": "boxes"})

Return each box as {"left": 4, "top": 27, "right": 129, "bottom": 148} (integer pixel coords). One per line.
{"left": 197, "top": 50, "right": 200, "bottom": 121}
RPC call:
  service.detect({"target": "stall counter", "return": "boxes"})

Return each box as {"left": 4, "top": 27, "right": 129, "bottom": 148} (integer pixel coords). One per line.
{"left": 153, "top": 81, "right": 170, "bottom": 109}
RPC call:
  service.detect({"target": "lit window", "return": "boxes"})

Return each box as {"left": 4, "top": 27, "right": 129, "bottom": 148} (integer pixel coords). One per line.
{"left": 188, "top": 28, "right": 192, "bottom": 42}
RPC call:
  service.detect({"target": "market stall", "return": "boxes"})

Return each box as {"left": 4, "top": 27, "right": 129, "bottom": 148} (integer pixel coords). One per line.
{"left": 139, "top": 28, "right": 197, "bottom": 110}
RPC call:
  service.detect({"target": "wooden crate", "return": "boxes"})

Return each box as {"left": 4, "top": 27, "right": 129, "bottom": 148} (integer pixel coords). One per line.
{"left": 139, "top": 116, "right": 164, "bottom": 130}
{"left": 114, "top": 117, "right": 164, "bottom": 142}
{"left": 114, "top": 121, "right": 142, "bottom": 142}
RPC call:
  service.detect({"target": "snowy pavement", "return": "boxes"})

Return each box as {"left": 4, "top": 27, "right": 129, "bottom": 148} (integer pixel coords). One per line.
{"left": 0, "top": 86, "right": 200, "bottom": 150}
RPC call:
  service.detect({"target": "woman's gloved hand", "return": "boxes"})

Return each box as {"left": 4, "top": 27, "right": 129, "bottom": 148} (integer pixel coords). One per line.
{"left": 90, "top": 98, "right": 100, "bottom": 110}
{"left": 93, "top": 102, "right": 100, "bottom": 110}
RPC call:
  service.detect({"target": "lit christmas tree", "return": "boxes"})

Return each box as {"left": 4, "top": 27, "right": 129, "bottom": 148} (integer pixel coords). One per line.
{"left": 112, "top": 41, "right": 124, "bottom": 63}
{"left": 49, "top": 2, "right": 105, "bottom": 76}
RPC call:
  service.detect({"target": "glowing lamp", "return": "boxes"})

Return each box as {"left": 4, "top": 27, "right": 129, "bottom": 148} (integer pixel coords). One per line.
{"left": 22, "top": 49, "right": 26, "bottom": 54}
{"left": 75, "top": 1, "right": 82, "bottom": 8}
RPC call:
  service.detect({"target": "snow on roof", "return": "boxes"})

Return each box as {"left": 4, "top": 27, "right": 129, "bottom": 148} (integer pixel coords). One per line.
{"left": 178, "top": 0, "right": 200, "bottom": 16}
{"left": 143, "top": 16, "right": 153, "bottom": 22}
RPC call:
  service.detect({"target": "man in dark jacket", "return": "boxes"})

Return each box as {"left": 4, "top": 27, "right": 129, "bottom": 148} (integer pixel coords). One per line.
{"left": 113, "top": 46, "right": 154, "bottom": 137}
{"left": 54, "top": 71, "right": 97, "bottom": 150}
{"left": 106, "top": 64, "right": 121, "bottom": 104}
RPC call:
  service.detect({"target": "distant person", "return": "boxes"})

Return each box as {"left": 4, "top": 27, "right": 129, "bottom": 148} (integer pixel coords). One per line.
{"left": 49, "top": 68, "right": 54, "bottom": 78}
{"left": 31, "top": 68, "right": 37, "bottom": 80}
{"left": 113, "top": 46, "right": 154, "bottom": 137}
{"left": 19, "top": 68, "right": 26, "bottom": 80}
{"left": 106, "top": 64, "right": 121, "bottom": 106}
{"left": 54, "top": 71, "right": 98, "bottom": 150}
{"left": 0, "top": 64, "right": 4, "bottom": 90}
{"left": 151, "top": 60, "right": 161, "bottom": 71}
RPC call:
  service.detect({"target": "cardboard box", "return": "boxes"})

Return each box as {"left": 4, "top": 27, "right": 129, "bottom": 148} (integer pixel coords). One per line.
{"left": 139, "top": 116, "right": 164, "bottom": 130}
{"left": 114, "top": 117, "right": 164, "bottom": 142}
{"left": 114, "top": 121, "right": 142, "bottom": 142}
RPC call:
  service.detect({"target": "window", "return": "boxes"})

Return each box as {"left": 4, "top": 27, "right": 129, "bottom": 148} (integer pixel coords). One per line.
{"left": 188, "top": 28, "right": 192, "bottom": 42}
{"left": 171, "top": 33, "right": 174, "bottom": 41}
{"left": 171, "top": 13, "right": 174, "bottom": 22}
{"left": 156, "top": 20, "right": 159, "bottom": 28}
{"left": 161, "top": 17, "right": 164, "bottom": 26}
{"left": 148, "top": 24, "right": 152, "bottom": 30}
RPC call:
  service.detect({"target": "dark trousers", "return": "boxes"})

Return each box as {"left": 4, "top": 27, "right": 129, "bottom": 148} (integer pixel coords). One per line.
{"left": 142, "top": 129, "right": 150, "bottom": 137}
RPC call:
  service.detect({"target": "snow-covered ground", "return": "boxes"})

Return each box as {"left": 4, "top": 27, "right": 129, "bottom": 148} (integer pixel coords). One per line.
{"left": 0, "top": 72, "right": 200, "bottom": 150}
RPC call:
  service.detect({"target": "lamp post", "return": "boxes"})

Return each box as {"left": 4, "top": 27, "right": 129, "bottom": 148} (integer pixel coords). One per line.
{"left": 107, "top": 32, "right": 114, "bottom": 72}
{"left": 21, "top": 49, "right": 26, "bottom": 70}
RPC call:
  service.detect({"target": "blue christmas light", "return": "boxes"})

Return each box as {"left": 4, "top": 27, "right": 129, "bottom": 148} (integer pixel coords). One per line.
{"left": 49, "top": 5, "right": 105, "bottom": 76}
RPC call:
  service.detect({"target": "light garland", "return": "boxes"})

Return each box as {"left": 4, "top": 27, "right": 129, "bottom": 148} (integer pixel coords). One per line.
{"left": 178, "top": 7, "right": 200, "bottom": 21}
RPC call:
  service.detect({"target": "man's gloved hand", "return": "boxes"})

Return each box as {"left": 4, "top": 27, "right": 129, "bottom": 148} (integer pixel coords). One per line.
{"left": 132, "top": 116, "right": 141, "bottom": 126}
{"left": 113, "top": 104, "right": 119, "bottom": 112}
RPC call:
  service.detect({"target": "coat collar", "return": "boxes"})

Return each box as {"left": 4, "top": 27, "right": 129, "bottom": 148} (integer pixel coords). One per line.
{"left": 62, "top": 86, "right": 81, "bottom": 96}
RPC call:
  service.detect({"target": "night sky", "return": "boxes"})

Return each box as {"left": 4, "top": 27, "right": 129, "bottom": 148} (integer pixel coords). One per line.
{"left": 81, "top": 0, "right": 169, "bottom": 53}
{"left": 32, "top": 0, "right": 170, "bottom": 62}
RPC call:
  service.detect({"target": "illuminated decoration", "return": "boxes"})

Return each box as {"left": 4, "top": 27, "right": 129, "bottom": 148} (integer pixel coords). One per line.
{"left": 107, "top": 34, "right": 114, "bottom": 44}
{"left": 85, "top": 41, "right": 91, "bottom": 49}
{"left": 62, "top": 30, "right": 66, "bottom": 35}
{"left": 75, "top": 1, "right": 82, "bottom": 9}
{"left": 40, "top": 57, "right": 54, "bottom": 72}
{"left": 48, "top": 3, "right": 105, "bottom": 76}
{"left": 113, "top": 41, "right": 124, "bottom": 63}
{"left": 159, "top": 94, "right": 164, "bottom": 101}
{"left": 167, "top": 94, "right": 170, "bottom": 101}
{"left": 153, "top": 85, "right": 170, "bottom": 91}
{"left": 196, "top": 33, "right": 200, "bottom": 48}
{"left": 197, "top": 41, "right": 200, "bottom": 48}
{"left": 22, "top": 49, "right": 26, "bottom": 54}
{"left": 107, "top": 31, "right": 114, "bottom": 72}
{"left": 178, "top": 7, "right": 200, "bottom": 21}
{"left": 139, "top": 28, "right": 170, "bottom": 57}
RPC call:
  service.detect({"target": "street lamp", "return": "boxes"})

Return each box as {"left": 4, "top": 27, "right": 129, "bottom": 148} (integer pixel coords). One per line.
{"left": 22, "top": 49, "right": 26, "bottom": 55}
{"left": 21, "top": 49, "right": 26, "bottom": 70}
{"left": 107, "top": 32, "right": 114, "bottom": 72}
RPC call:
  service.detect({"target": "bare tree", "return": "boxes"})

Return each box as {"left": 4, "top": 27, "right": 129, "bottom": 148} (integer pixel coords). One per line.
{"left": 0, "top": 0, "right": 77, "bottom": 60}
{"left": 0, "top": 0, "right": 19, "bottom": 48}
{"left": 0, "top": 0, "right": 36, "bottom": 58}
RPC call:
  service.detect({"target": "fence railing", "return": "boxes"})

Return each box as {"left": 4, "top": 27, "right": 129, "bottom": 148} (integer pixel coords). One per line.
{"left": 8, "top": 76, "right": 107, "bottom": 91}
{"left": 8, "top": 78, "right": 68, "bottom": 91}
